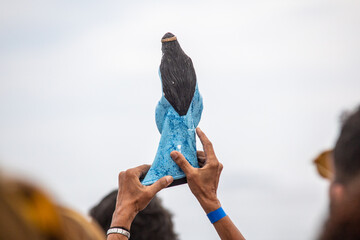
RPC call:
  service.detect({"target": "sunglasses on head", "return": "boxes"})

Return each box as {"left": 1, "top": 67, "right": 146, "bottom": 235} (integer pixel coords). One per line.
{"left": 313, "top": 150, "right": 334, "bottom": 180}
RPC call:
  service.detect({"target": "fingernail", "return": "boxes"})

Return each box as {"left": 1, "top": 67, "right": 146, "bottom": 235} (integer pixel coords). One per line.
{"left": 170, "top": 151, "right": 178, "bottom": 160}
{"left": 166, "top": 176, "right": 173, "bottom": 185}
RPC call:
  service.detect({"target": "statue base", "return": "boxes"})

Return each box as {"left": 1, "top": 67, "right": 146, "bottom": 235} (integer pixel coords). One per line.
{"left": 141, "top": 173, "right": 188, "bottom": 188}
{"left": 140, "top": 177, "right": 187, "bottom": 188}
{"left": 168, "top": 177, "right": 187, "bottom": 187}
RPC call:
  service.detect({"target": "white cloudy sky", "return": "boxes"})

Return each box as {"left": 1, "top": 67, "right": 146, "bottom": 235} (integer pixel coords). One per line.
{"left": 1, "top": 0, "right": 360, "bottom": 239}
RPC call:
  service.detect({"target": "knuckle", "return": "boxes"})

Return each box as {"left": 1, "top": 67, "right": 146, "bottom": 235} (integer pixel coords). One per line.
{"left": 208, "top": 161, "right": 218, "bottom": 169}
{"left": 140, "top": 164, "right": 150, "bottom": 171}
{"left": 219, "top": 163, "right": 224, "bottom": 171}
{"left": 124, "top": 169, "right": 131, "bottom": 176}
{"left": 118, "top": 171, "right": 125, "bottom": 178}
{"left": 124, "top": 169, "right": 136, "bottom": 179}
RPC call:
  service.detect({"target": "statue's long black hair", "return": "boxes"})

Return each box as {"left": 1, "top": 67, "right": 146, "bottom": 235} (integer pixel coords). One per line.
{"left": 160, "top": 32, "right": 196, "bottom": 116}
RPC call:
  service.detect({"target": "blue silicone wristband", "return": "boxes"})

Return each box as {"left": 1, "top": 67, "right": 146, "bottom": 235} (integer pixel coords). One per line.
{"left": 207, "top": 207, "right": 227, "bottom": 224}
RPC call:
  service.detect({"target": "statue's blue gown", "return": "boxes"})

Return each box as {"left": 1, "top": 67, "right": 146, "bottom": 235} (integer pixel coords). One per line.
{"left": 142, "top": 76, "right": 203, "bottom": 186}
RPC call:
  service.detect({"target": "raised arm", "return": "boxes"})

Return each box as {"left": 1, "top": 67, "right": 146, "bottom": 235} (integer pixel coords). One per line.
{"left": 107, "top": 165, "right": 173, "bottom": 240}
{"left": 170, "top": 128, "right": 245, "bottom": 240}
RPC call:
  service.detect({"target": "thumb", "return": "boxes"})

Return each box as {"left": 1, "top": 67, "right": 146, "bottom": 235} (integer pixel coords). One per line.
{"left": 170, "top": 151, "right": 194, "bottom": 175}
{"left": 148, "top": 175, "right": 173, "bottom": 195}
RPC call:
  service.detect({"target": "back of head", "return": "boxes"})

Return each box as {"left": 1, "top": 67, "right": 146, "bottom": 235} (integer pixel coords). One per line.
{"left": 131, "top": 196, "right": 177, "bottom": 240}
{"left": 334, "top": 106, "right": 360, "bottom": 184}
{"left": 89, "top": 190, "right": 117, "bottom": 232}
{"left": 90, "top": 190, "right": 178, "bottom": 240}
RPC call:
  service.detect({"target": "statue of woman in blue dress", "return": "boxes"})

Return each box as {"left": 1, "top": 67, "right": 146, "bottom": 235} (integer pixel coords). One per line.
{"left": 142, "top": 33, "right": 203, "bottom": 187}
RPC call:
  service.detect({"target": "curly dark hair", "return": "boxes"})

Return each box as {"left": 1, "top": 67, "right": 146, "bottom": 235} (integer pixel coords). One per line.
{"left": 334, "top": 106, "right": 360, "bottom": 184}
{"left": 160, "top": 32, "right": 196, "bottom": 116}
{"left": 89, "top": 190, "right": 178, "bottom": 240}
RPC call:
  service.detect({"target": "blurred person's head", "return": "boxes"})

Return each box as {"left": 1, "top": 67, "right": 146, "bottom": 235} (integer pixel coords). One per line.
{"left": 0, "top": 176, "right": 64, "bottom": 240}
{"left": 90, "top": 190, "right": 178, "bottom": 240}
{"left": 58, "top": 206, "right": 104, "bottom": 240}
{"left": 0, "top": 175, "right": 104, "bottom": 240}
{"left": 330, "top": 106, "right": 360, "bottom": 207}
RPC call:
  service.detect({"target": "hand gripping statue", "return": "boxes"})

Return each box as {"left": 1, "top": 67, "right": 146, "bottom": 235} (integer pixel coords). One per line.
{"left": 142, "top": 32, "right": 203, "bottom": 187}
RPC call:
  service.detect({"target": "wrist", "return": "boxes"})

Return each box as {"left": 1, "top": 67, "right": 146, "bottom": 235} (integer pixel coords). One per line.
{"left": 197, "top": 195, "right": 221, "bottom": 214}
{"left": 111, "top": 207, "right": 137, "bottom": 230}
{"left": 207, "top": 206, "right": 227, "bottom": 224}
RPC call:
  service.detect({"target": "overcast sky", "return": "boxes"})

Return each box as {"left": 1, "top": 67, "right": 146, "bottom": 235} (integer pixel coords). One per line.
{"left": 1, "top": 1, "right": 360, "bottom": 239}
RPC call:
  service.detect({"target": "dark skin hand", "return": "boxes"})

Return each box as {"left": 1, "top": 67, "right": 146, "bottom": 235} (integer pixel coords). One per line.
{"left": 171, "top": 128, "right": 245, "bottom": 240}
{"left": 170, "top": 128, "right": 223, "bottom": 213}
{"left": 107, "top": 165, "right": 173, "bottom": 240}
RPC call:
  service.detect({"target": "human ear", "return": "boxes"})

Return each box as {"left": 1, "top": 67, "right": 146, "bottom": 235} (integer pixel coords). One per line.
{"left": 329, "top": 182, "right": 345, "bottom": 207}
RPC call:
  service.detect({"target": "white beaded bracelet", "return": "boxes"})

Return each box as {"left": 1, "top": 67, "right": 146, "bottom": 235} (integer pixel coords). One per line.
{"left": 107, "top": 227, "right": 131, "bottom": 239}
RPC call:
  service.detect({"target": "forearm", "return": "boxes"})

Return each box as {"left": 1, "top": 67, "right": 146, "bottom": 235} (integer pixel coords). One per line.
{"left": 199, "top": 198, "right": 245, "bottom": 240}
{"left": 213, "top": 216, "right": 245, "bottom": 240}
{"left": 106, "top": 207, "right": 135, "bottom": 240}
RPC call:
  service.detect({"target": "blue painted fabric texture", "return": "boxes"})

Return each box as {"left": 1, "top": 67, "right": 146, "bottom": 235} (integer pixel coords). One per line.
{"left": 142, "top": 84, "right": 203, "bottom": 186}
